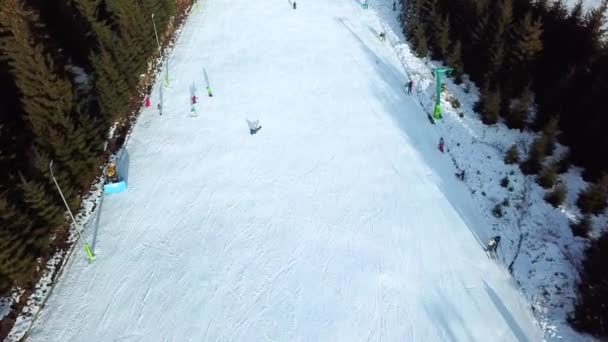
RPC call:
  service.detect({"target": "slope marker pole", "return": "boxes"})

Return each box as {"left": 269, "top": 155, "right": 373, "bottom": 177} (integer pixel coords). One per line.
{"left": 49, "top": 161, "right": 95, "bottom": 261}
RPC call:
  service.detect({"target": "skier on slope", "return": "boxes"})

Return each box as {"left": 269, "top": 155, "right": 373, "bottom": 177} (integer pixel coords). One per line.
{"left": 293, "top": 1, "right": 296, "bottom": 9}
{"left": 487, "top": 236, "right": 501, "bottom": 257}
{"left": 407, "top": 80, "right": 413, "bottom": 94}
{"left": 393, "top": 1, "right": 396, "bottom": 11}
{"left": 456, "top": 169, "right": 465, "bottom": 181}
{"left": 206, "top": 86, "right": 213, "bottom": 97}
{"left": 247, "top": 120, "right": 262, "bottom": 135}
{"left": 379, "top": 31, "right": 386, "bottom": 42}
{"left": 191, "top": 95, "right": 198, "bottom": 104}
{"left": 438, "top": 137, "right": 445, "bottom": 152}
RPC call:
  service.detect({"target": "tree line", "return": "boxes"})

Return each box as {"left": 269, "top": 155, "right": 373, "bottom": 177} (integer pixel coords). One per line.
{"left": 399, "top": 0, "right": 608, "bottom": 338}
{"left": 0, "top": 0, "right": 176, "bottom": 296}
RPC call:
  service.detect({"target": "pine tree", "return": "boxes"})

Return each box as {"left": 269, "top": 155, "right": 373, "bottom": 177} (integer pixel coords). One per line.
{"left": 570, "top": 215, "right": 592, "bottom": 237}
{"left": 18, "top": 174, "right": 64, "bottom": 227}
{"left": 412, "top": 21, "right": 429, "bottom": 57}
{"left": 537, "top": 162, "right": 558, "bottom": 188}
{"left": 545, "top": 183, "right": 567, "bottom": 208}
{"left": 507, "top": 86, "right": 532, "bottom": 129}
{"left": 480, "top": 86, "right": 501, "bottom": 125}
{"left": 577, "top": 175, "right": 608, "bottom": 215}
{"left": 488, "top": 0, "right": 513, "bottom": 76}
{"left": 550, "top": 0, "right": 569, "bottom": 21}
{"left": 0, "top": 0, "right": 90, "bottom": 182}
{"left": 583, "top": 0, "right": 608, "bottom": 52}
{"left": 0, "top": 1, "right": 71, "bottom": 134}
{"left": 0, "top": 228, "right": 38, "bottom": 293}
{"left": 569, "top": 0, "right": 584, "bottom": 26}
{"left": 435, "top": 15, "right": 451, "bottom": 59}
{"left": 542, "top": 116, "right": 560, "bottom": 156}
{"left": 71, "top": 0, "right": 134, "bottom": 119}
{"left": 556, "top": 151, "right": 572, "bottom": 174}
{"left": 504, "top": 144, "right": 520, "bottom": 164}
{"left": 91, "top": 48, "right": 131, "bottom": 121}
{"left": 521, "top": 134, "right": 549, "bottom": 174}
{"left": 470, "top": 11, "right": 490, "bottom": 80}
{"left": 506, "top": 12, "right": 543, "bottom": 95}
{"left": 419, "top": 0, "right": 439, "bottom": 44}
{"left": 0, "top": 123, "right": 18, "bottom": 173}
{"left": 0, "top": 194, "right": 39, "bottom": 294}
{"left": 446, "top": 40, "right": 464, "bottom": 83}
{"left": 401, "top": 0, "right": 420, "bottom": 28}
{"left": 571, "top": 229, "right": 608, "bottom": 338}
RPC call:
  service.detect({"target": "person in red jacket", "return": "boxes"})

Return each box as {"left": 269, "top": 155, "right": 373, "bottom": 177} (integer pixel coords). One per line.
{"left": 191, "top": 95, "right": 198, "bottom": 104}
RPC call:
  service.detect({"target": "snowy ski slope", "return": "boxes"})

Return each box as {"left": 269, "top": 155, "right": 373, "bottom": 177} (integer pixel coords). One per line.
{"left": 28, "top": 0, "right": 543, "bottom": 341}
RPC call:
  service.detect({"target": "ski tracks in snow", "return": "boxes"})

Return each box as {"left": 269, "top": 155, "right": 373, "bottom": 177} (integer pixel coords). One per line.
{"left": 27, "top": 1, "right": 543, "bottom": 341}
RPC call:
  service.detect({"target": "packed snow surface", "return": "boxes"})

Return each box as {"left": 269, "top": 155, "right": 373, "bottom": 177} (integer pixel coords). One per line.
{"left": 28, "top": 0, "right": 542, "bottom": 341}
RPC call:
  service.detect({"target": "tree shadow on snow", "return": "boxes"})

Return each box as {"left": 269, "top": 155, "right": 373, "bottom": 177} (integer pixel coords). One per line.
{"left": 422, "top": 289, "right": 477, "bottom": 342}
{"left": 368, "top": 25, "right": 379, "bottom": 39}
{"left": 483, "top": 281, "right": 529, "bottom": 342}
{"left": 335, "top": 15, "right": 489, "bottom": 250}
{"left": 334, "top": 17, "right": 534, "bottom": 340}
{"left": 117, "top": 148, "right": 130, "bottom": 183}
{"left": 91, "top": 193, "right": 104, "bottom": 252}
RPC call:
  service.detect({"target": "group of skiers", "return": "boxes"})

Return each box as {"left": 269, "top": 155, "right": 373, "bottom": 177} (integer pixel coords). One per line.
{"left": 191, "top": 83, "right": 262, "bottom": 134}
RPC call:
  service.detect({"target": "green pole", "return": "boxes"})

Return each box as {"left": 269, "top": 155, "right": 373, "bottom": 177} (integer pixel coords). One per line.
{"left": 49, "top": 161, "right": 96, "bottom": 261}
{"left": 433, "top": 67, "right": 453, "bottom": 119}
{"left": 164, "top": 63, "right": 169, "bottom": 87}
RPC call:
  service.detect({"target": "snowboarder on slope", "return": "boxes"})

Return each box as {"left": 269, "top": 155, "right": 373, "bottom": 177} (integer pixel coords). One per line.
{"left": 438, "top": 137, "right": 445, "bottom": 153}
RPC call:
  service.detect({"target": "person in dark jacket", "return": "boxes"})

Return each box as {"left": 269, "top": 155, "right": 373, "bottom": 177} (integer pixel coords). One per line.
{"left": 487, "top": 236, "right": 501, "bottom": 256}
